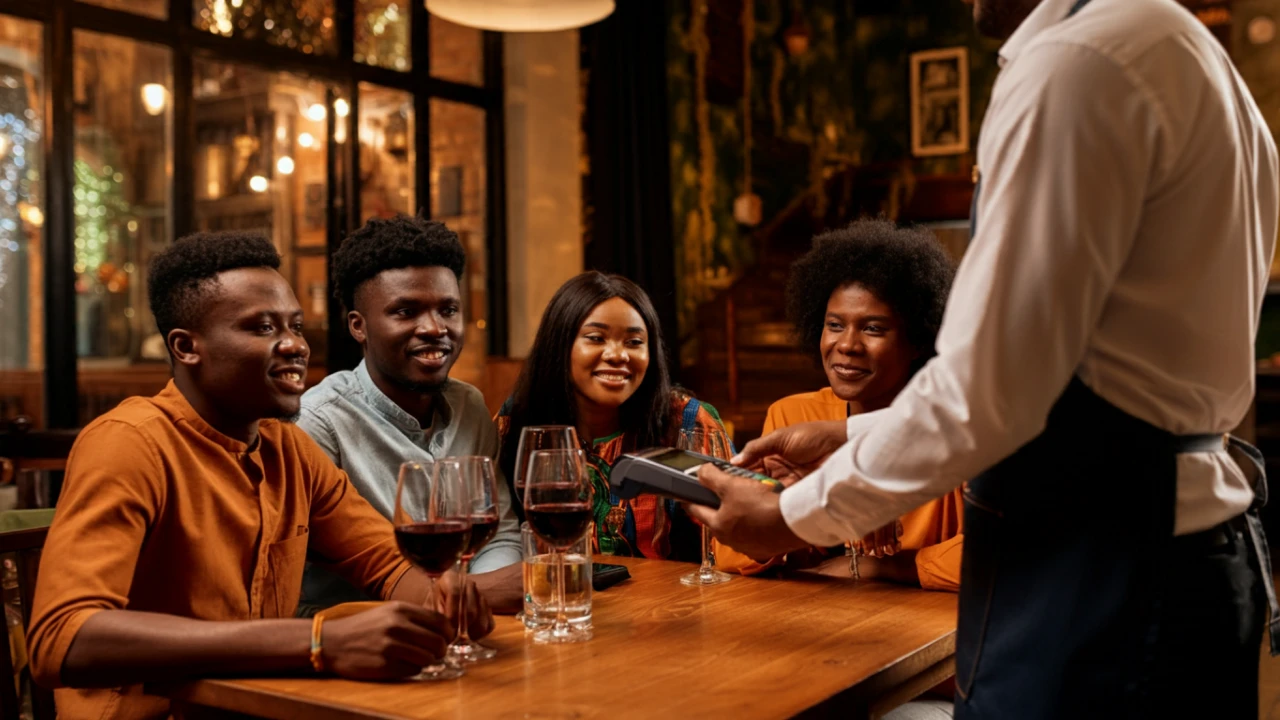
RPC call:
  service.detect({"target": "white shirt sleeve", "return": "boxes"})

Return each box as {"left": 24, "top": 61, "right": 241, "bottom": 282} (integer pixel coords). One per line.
{"left": 780, "top": 42, "right": 1166, "bottom": 546}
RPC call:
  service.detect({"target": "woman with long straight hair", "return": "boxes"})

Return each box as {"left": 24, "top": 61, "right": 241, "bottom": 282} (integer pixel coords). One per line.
{"left": 497, "top": 271, "right": 730, "bottom": 560}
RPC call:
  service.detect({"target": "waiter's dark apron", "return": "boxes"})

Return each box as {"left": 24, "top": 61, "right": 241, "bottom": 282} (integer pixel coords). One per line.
{"left": 958, "top": 4, "right": 1279, "bottom": 712}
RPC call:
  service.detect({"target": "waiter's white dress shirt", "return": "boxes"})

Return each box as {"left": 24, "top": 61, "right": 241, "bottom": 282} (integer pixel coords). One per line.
{"left": 781, "top": 0, "right": 1279, "bottom": 542}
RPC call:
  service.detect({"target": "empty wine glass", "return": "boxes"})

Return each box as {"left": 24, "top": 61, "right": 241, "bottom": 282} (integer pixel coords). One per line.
{"left": 393, "top": 460, "right": 472, "bottom": 680}
{"left": 523, "top": 448, "right": 594, "bottom": 644}
{"left": 440, "top": 456, "right": 501, "bottom": 664}
{"left": 679, "top": 427, "right": 734, "bottom": 586}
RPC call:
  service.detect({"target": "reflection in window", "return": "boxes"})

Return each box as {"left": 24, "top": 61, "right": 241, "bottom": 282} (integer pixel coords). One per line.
{"left": 194, "top": 0, "right": 336, "bottom": 55}
{"left": 355, "top": 0, "right": 409, "bottom": 71}
{"left": 430, "top": 100, "right": 487, "bottom": 374}
{"left": 429, "top": 14, "right": 483, "bottom": 86}
{"left": 72, "top": 31, "right": 172, "bottom": 367}
{"left": 192, "top": 61, "right": 336, "bottom": 364}
{"left": 0, "top": 16, "right": 45, "bottom": 426}
{"left": 359, "top": 83, "right": 414, "bottom": 221}
{"left": 79, "top": 0, "right": 168, "bottom": 19}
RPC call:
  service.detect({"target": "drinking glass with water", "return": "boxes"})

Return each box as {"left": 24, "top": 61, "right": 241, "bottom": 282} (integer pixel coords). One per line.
{"left": 521, "top": 524, "right": 592, "bottom": 633}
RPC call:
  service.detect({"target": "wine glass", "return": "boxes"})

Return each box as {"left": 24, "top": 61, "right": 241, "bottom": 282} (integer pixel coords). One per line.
{"left": 512, "top": 426, "right": 580, "bottom": 624}
{"left": 513, "top": 425, "right": 581, "bottom": 499}
{"left": 523, "top": 448, "right": 594, "bottom": 644}
{"left": 393, "top": 460, "right": 472, "bottom": 680}
{"left": 679, "top": 427, "right": 734, "bottom": 586}
{"left": 440, "top": 456, "right": 501, "bottom": 664}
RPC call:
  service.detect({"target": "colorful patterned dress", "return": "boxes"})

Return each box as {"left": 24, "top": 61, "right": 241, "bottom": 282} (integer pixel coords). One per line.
{"left": 497, "top": 391, "right": 731, "bottom": 560}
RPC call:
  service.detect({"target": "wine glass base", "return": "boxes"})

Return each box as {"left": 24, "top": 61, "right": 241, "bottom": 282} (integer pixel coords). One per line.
{"left": 531, "top": 626, "right": 593, "bottom": 644}
{"left": 680, "top": 567, "right": 733, "bottom": 586}
{"left": 411, "top": 662, "right": 465, "bottom": 681}
{"left": 447, "top": 640, "right": 499, "bottom": 663}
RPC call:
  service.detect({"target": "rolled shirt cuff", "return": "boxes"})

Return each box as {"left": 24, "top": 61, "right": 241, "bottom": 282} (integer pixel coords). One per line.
{"left": 779, "top": 473, "right": 855, "bottom": 548}
{"left": 778, "top": 410, "right": 891, "bottom": 548}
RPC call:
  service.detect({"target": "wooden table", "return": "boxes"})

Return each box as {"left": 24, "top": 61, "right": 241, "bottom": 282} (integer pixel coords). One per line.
{"left": 159, "top": 557, "right": 958, "bottom": 720}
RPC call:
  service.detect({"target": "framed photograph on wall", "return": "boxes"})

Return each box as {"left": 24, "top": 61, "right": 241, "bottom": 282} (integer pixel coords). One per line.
{"left": 910, "top": 47, "right": 970, "bottom": 157}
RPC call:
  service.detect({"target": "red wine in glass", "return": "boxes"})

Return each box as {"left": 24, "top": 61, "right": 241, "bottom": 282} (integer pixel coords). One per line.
{"left": 395, "top": 520, "right": 472, "bottom": 575}
{"left": 527, "top": 503, "right": 592, "bottom": 549}
{"left": 464, "top": 514, "right": 500, "bottom": 559}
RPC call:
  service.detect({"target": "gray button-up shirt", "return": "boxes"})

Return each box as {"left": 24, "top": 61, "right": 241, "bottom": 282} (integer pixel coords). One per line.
{"left": 297, "top": 361, "right": 521, "bottom": 611}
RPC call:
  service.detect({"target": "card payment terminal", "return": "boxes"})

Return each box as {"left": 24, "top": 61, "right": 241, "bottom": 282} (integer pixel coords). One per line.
{"left": 610, "top": 447, "right": 783, "bottom": 510}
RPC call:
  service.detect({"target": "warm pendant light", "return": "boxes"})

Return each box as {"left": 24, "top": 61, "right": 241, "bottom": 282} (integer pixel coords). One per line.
{"left": 425, "top": 0, "right": 615, "bottom": 32}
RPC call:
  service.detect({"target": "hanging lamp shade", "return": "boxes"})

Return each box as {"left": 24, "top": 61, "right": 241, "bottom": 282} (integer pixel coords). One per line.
{"left": 425, "top": 0, "right": 615, "bottom": 32}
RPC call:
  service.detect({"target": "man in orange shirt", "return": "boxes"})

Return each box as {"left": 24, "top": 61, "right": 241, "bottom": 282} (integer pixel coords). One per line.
{"left": 715, "top": 220, "right": 963, "bottom": 591}
{"left": 27, "top": 231, "right": 492, "bottom": 720}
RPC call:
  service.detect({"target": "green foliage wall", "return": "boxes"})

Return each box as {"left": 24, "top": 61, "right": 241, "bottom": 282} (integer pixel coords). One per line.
{"left": 667, "top": 0, "right": 1000, "bottom": 337}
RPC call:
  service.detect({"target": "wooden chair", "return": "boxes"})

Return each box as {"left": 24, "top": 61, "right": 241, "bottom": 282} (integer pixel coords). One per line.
{"left": 0, "top": 526, "right": 53, "bottom": 720}
{"left": 0, "top": 418, "right": 78, "bottom": 478}
{"left": 0, "top": 419, "right": 77, "bottom": 512}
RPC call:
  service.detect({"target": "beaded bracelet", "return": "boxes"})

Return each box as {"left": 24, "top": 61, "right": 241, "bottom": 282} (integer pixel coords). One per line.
{"left": 309, "top": 614, "right": 325, "bottom": 673}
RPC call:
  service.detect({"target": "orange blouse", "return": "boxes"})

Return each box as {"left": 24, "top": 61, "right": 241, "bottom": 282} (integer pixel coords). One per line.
{"left": 713, "top": 387, "right": 964, "bottom": 591}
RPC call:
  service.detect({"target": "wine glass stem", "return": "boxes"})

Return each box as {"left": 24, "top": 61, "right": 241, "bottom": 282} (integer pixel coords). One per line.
{"left": 700, "top": 525, "right": 714, "bottom": 572}
{"left": 554, "top": 550, "right": 569, "bottom": 635}
{"left": 454, "top": 558, "right": 471, "bottom": 645}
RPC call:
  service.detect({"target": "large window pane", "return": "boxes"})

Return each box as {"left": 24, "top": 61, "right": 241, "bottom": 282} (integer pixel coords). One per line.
{"left": 0, "top": 16, "right": 45, "bottom": 428}
{"left": 429, "top": 14, "right": 483, "bottom": 86}
{"left": 358, "top": 83, "right": 414, "bottom": 220}
{"left": 430, "top": 100, "right": 487, "bottom": 378}
{"left": 194, "top": 0, "right": 336, "bottom": 56}
{"left": 73, "top": 31, "right": 173, "bottom": 423}
{"left": 79, "top": 0, "right": 167, "bottom": 19}
{"left": 355, "top": 0, "right": 409, "bottom": 71}
{"left": 192, "top": 61, "right": 336, "bottom": 366}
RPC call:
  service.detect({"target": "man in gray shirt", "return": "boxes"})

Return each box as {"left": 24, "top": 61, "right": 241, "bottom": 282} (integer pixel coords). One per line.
{"left": 297, "top": 215, "right": 521, "bottom": 613}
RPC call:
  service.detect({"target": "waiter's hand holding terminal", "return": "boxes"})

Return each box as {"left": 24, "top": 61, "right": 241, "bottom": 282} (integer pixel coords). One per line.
{"left": 686, "top": 419, "right": 847, "bottom": 560}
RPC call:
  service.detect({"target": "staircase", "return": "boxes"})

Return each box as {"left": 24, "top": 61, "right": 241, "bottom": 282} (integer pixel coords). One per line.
{"left": 686, "top": 163, "right": 974, "bottom": 445}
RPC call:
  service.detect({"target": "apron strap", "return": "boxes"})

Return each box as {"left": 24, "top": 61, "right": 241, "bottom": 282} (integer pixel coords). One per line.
{"left": 1225, "top": 435, "right": 1280, "bottom": 656}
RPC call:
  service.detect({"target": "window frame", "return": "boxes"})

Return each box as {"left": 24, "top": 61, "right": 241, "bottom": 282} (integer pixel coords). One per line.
{"left": 0, "top": 0, "right": 507, "bottom": 428}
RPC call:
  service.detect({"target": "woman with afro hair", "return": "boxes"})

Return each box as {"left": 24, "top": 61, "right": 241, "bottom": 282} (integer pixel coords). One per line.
{"left": 715, "top": 219, "right": 963, "bottom": 591}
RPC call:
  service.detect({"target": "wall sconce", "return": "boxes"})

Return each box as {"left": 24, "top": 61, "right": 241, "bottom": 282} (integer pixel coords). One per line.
{"left": 276, "top": 156, "right": 295, "bottom": 175}
{"left": 249, "top": 175, "right": 268, "bottom": 192}
{"left": 298, "top": 132, "right": 316, "bottom": 148}
{"left": 306, "top": 103, "right": 326, "bottom": 122}
{"left": 334, "top": 98, "right": 350, "bottom": 118}
{"left": 1249, "top": 16, "right": 1276, "bottom": 45}
{"left": 781, "top": 10, "right": 810, "bottom": 57}
{"left": 141, "top": 83, "right": 167, "bottom": 116}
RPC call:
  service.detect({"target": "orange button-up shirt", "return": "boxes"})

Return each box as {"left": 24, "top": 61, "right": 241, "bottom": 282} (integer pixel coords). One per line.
{"left": 714, "top": 388, "right": 965, "bottom": 591}
{"left": 28, "top": 381, "right": 413, "bottom": 720}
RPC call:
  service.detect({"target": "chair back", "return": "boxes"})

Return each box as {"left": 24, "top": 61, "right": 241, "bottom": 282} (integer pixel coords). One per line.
{"left": 0, "top": 524, "right": 53, "bottom": 720}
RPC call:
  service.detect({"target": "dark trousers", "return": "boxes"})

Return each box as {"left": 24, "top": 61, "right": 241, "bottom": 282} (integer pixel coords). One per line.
{"left": 955, "top": 512, "right": 1262, "bottom": 719}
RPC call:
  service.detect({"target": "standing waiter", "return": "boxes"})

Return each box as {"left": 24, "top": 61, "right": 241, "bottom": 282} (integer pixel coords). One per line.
{"left": 689, "top": 0, "right": 1280, "bottom": 716}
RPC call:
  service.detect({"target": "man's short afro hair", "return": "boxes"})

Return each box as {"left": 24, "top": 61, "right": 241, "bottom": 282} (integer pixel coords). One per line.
{"left": 787, "top": 219, "right": 954, "bottom": 369}
{"left": 331, "top": 214, "right": 466, "bottom": 312}
{"left": 147, "top": 230, "right": 281, "bottom": 339}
